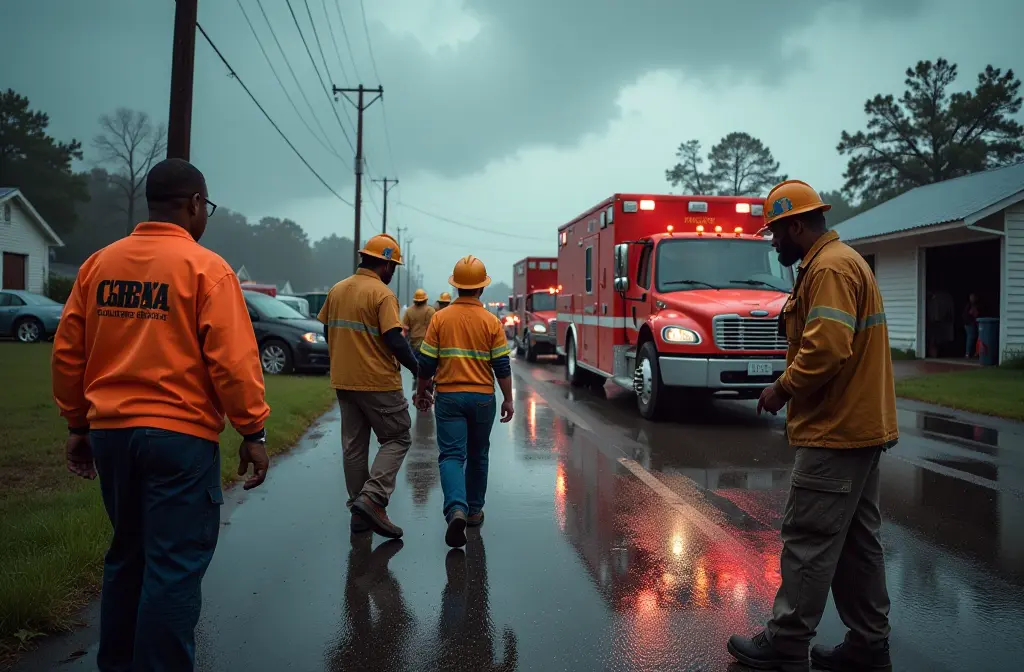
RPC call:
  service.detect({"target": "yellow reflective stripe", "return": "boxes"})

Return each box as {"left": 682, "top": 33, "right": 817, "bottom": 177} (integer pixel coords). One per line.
{"left": 438, "top": 347, "right": 491, "bottom": 360}
{"left": 491, "top": 345, "right": 511, "bottom": 359}
{"left": 857, "top": 312, "right": 887, "bottom": 330}
{"left": 420, "top": 342, "right": 439, "bottom": 358}
{"left": 328, "top": 319, "right": 381, "bottom": 336}
{"left": 806, "top": 306, "right": 856, "bottom": 331}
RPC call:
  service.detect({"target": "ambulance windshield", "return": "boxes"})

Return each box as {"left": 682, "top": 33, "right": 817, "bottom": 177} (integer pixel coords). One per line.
{"left": 656, "top": 239, "right": 793, "bottom": 292}
{"left": 528, "top": 292, "right": 557, "bottom": 312}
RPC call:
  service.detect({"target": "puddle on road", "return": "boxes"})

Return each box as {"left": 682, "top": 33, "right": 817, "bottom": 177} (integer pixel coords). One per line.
{"left": 903, "top": 409, "right": 1002, "bottom": 449}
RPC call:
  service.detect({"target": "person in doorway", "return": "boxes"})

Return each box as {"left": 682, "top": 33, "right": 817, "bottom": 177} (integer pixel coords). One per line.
{"left": 52, "top": 158, "right": 272, "bottom": 672}
{"left": 319, "top": 234, "right": 419, "bottom": 539}
{"left": 435, "top": 291, "right": 452, "bottom": 311}
{"left": 727, "top": 180, "right": 898, "bottom": 672}
{"left": 963, "top": 293, "right": 981, "bottom": 358}
{"left": 415, "top": 256, "right": 514, "bottom": 548}
{"left": 402, "top": 289, "right": 436, "bottom": 391}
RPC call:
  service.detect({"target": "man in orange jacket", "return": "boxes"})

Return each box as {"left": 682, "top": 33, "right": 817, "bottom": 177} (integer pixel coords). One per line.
{"left": 52, "top": 158, "right": 271, "bottom": 672}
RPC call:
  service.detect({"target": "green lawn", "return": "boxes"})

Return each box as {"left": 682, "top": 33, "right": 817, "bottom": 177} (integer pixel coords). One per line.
{"left": 896, "top": 367, "right": 1024, "bottom": 421}
{"left": 0, "top": 343, "right": 335, "bottom": 650}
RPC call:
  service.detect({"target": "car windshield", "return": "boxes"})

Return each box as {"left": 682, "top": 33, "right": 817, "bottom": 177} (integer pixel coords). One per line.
{"left": 656, "top": 239, "right": 793, "bottom": 292}
{"left": 246, "top": 292, "right": 307, "bottom": 319}
{"left": 528, "top": 292, "right": 557, "bottom": 312}
{"left": 21, "top": 293, "right": 61, "bottom": 306}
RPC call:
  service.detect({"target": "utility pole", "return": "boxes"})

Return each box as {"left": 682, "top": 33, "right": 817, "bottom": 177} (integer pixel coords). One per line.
{"left": 333, "top": 85, "right": 383, "bottom": 269}
{"left": 372, "top": 177, "right": 399, "bottom": 234}
{"left": 395, "top": 225, "right": 406, "bottom": 303}
{"left": 167, "top": 0, "right": 199, "bottom": 160}
{"left": 404, "top": 240, "right": 414, "bottom": 305}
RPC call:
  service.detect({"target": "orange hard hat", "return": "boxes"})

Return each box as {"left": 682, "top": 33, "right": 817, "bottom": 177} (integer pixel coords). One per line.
{"left": 758, "top": 180, "right": 831, "bottom": 234}
{"left": 438, "top": 292, "right": 452, "bottom": 303}
{"left": 449, "top": 255, "right": 491, "bottom": 290}
{"left": 413, "top": 288, "right": 428, "bottom": 302}
{"left": 358, "top": 233, "right": 403, "bottom": 265}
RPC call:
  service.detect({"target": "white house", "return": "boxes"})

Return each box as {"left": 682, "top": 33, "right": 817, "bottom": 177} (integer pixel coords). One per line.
{"left": 833, "top": 162, "right": 1024, "bottom": 365}
{"left": 0, "top": 188, "right": 65, "bottom": 294}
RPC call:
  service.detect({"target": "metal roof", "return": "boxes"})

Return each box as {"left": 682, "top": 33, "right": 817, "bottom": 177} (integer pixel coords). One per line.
{"left": 0, "top": 187, "right": 17, "bottom": 200}
{"left": 834, "top": 161, "right": 1024, "bottom": 242}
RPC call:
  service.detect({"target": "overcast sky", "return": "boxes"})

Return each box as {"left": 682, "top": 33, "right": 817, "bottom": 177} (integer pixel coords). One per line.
{"left": 3, "top": 0, "right": 1021, "bottom": 296}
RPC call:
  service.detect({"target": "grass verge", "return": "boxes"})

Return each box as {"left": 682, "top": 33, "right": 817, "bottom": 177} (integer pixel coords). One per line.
{"left": 0, "top": 343, "right": 334, "bottom": 653}
{"left": 896, "top": 367, "right": 1024, "bottom": 421}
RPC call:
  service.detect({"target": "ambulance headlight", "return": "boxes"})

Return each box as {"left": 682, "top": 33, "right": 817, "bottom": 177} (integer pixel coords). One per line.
{"left": 662, "top": 326, "right": 700, "bottom": 344}
{"left": 532, "top": 323, "right": 548, "bottom": 333}
{"left": 302, "top": 332, "right": 326, "bottom": 344}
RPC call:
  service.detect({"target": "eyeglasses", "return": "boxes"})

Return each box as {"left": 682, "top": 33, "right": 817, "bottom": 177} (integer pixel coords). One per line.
{"left": 151, "top": 193, "right": 217, "bottom": 217}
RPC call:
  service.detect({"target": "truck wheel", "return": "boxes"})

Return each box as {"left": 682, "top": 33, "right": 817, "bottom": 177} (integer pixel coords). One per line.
{"left": 634, "top": 341, "right": 667, "bottom": 420}
{"left": 565, "top": 338, "right": 589, "bottom": 388}
{"left": 515, "top": 332, "right": 526, "bottom": 356}
{"left": 525, "top": 334, "right": 538, "bottom": 363}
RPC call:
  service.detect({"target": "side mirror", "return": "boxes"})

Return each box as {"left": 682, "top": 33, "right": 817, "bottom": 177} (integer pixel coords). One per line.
{"left": 613, "top": 243, "right": 631, "bottom": 294}
{"left": 614, "top": 277, "right": 630, "bottom": 292}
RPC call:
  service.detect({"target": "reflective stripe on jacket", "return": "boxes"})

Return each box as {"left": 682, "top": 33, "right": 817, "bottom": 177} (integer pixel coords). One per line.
{"left": 775, "top": 230, "right": 899, "bottom": 449}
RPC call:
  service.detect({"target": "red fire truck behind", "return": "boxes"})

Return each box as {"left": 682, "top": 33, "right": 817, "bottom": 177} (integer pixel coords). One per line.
{"left": 556, "top": 194, "right": 793, "bottom": 420}
{"left": 509, "top": 256, "right": 560, "bottom": 362}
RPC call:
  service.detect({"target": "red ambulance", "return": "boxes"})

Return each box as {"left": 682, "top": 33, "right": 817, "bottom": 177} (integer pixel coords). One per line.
{"left": 510, "top": 256, "right": 560, "bottom": 362}
{"left": 555, "top": 194, "right": 793, "bottom": 419}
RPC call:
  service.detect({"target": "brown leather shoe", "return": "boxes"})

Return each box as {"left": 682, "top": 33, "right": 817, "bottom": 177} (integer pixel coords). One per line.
{"left": 445, "top": 509, "right": 468, "bottom": 548}
{"left": 352, "top": 494, "right": 403, "bottom": 539}
{"left": 467, "top": 511, "right": 485, "bottom": 527}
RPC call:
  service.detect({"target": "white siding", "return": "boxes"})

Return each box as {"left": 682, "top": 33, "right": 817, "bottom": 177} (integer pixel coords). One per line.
{"left": 872, "top": 244, "right": 919, "bottom": 352}
{"left": 1003, "top": 204, "right": 1024, "bottom": 362}
{"left": 0, "top": 197, "right": 51, "bottom": 293}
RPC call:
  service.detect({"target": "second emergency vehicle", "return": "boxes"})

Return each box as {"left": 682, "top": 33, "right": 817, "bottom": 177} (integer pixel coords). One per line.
{"left": 511, "top": 256, "right": 559, "bottom": 362}
{"left": 556, "top": 194, "right": 793, "bottom": 419}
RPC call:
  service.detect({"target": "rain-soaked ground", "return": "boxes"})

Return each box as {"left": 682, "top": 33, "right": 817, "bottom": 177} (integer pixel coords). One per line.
{"left": 18, "top": 357, "right": 1024, "bottom": 671}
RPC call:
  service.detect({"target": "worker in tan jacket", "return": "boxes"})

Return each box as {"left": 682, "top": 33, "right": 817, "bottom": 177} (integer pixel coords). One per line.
{"left": 728, "top": 180, "right": 897, "bottom": 672}
{"left": 402, "top": 289, "right": 435, "bottom": 390}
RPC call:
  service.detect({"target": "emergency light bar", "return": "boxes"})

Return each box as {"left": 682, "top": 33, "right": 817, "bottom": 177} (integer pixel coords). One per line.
{"left": 735, "top": 203, "right": 751, "bottom": 214}
{"left": 639, "top": 199, "right": 655, "bottom": 211}
{"left": 688, "top": 201, "right": 709, "bottom": 213}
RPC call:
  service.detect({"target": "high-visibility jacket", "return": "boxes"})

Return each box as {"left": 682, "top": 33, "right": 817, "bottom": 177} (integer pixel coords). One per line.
{"left": 775, "top": 230, "right": 899, "bottom": 449}
{"left": 419, "top": 297, "right": 510, "bottom": 394}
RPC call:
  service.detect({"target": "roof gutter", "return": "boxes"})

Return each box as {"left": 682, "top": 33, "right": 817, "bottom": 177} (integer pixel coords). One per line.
{"left": 965, "top": 223, "right": 1005, "bottom": 237}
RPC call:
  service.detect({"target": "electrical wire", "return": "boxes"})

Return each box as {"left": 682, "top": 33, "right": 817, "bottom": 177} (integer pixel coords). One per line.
{"left": 196, "top": 22, "right": 354, "bottom": 208}
{"left": 235, "top": 0, "right": 343, "bottom": 161}
{"left": 396, "top": 202, "right": 551, "bottom": 241}
{"left": 303, "top": 0, "right": 360, "bottom": 139}
{"left": 332, "top": 0, "right": 362, "bottom": 82}
{"left": 357, "top": 0, "right": 399, "bottom": 177}
{"left": 319, "top": 0, "right": 350, "bottom": 86}
{"left": 252, "top": 0, "right": 341, "bottom": 157}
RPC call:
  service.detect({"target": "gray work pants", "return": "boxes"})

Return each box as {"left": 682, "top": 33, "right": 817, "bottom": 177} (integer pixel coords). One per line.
{"left": 336, "top": 389, "right": 412, "bottom": 508}
{"left": 766, "top": 446, "right": 892, "bottom": 654}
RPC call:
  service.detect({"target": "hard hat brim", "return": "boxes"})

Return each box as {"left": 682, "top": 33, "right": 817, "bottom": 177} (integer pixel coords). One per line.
{"left": 759, "top": 202, "right": 832, "bottom": 234}
{"left": 448, "top": 274, "right": 492, "bottom": 290}
{"left": 358, "top": 248, "right": 404, "bottom": 265}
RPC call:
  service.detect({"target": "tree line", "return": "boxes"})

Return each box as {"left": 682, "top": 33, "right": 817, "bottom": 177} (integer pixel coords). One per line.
{"left": 665, "top": 57, "right": 1024, "bottom": 225}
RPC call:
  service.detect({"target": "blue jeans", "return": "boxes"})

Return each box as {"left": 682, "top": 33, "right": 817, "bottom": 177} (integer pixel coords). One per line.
{"left": 435, "top": 392, "right": 497, "bottom": 518}
{"left": 965, "top": 324, "right": 978, "bottom": 357}
{"left": 91, "top": 428, "right": 223, "bottom": 672}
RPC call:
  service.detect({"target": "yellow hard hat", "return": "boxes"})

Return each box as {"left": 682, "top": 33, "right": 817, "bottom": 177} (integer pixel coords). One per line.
{"left": 449, "top": 255, "right": 491, "bottom": 290}
{"left": 413, "top": 288, "right": 428, "bottom": 302}
{"left": 358, "top": 233, "right": 403, "bottom": 265}
{"left": 759, "top": 180, "right": 831, "bottom": 234}
{"left": 438, "top": 292, "right": 452, "bottom": 303}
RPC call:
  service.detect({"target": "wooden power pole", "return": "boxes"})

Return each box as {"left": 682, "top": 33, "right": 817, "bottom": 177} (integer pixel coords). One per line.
{"left": 372, "top": 177, "right": 398, "bottom": 234}
{"left": 333, "top": 85, "right": 383, "bottom": 269}
{"left": 167, "top": 0, "right": 198, "bottom": 160}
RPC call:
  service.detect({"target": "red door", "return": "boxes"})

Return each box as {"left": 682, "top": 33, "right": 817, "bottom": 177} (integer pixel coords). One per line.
{"left": 2, "top": 253, "right": 27, "bottom": 290}
{"left": 581, "top": 235, "right": 600, "bottom": 369}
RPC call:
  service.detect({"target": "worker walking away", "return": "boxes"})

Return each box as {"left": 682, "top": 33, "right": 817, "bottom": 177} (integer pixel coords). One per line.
{"left": 435, "top": 291, "right": 452, "bottom": 311}
{"left": 727, "top": 180, "right": 897, "bottom": 672}
{"left": 415, "top": 256, "right": 514, "bottom": 548}
{"left": 319, "top": 233, "right": 419, "bottom": 539}
{"left": 402, "top": 289, "right": 436, "bottom": 391}
{"left": 52, "top": 158, "right": 271, "bottom": 672}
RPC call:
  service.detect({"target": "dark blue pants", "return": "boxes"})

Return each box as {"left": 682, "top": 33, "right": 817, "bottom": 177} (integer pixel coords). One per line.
{"left": 91, "top": 428, "right": 223, "bottom": 672}
{"left": 435, "top": 392, "right": 497, "bottom": 518}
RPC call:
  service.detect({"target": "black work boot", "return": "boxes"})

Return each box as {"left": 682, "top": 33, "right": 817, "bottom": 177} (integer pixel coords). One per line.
{"left": 811, "top": 640, "right": 892, "bottom": 671}
{"left": 727, "top": 631, "right": 808, "bottom": 671}
{"left": 445, "top": 509, "right": 468, "bottom": 548}
{"left": 352, "top": 494, "right": 403, "bottom": 538}
{"left": 350, "top": 514, "right": 371, "bottom": 534}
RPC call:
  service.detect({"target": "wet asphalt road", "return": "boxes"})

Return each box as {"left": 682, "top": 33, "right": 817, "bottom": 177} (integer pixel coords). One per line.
{"left": 20, "top": 356, "right": 1024, "bottom": 671}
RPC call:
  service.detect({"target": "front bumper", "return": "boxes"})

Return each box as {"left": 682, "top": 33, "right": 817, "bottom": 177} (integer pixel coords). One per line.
{"left": 294, "top": 342, "right": 331, "bottom": 370}
{"left": 658, "top": 356, "right": 785, "bottom": 389}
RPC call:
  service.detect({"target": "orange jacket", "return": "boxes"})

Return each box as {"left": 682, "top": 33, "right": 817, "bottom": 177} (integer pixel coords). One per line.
{"left": 419, "top": 297, "right": 511, "bottom": 394}
{"left": 52, "top": 222, "right": 270, "bottom": 443}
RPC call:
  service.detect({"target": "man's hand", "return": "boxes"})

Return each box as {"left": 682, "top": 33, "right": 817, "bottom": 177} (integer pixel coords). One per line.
{"left": 66, "top": 433, "right": 96, "bottom": 480}
{"left": 238, "top": 440, "right": 270, "bottom": 490}
{"left": 756, "top": 385, "right": 787, "bottom": 416}
{"left": 500, "top": 399, "right": 514, "bottom": 423}
{"left": 415, "top": 389, "right": 433, "bottom": 413}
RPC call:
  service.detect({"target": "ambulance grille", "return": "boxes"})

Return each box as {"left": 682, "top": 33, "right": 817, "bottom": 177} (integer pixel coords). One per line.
{"left": 713, "top": 316, "right": 786, "bottom": 351}
{"left": 548, "top": 318, "right": 557, "bottom": 333}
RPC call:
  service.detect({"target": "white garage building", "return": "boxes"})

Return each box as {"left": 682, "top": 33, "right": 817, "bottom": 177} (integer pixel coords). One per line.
{"left": 833, "top": 162, "right": 1024, "bottom": 365}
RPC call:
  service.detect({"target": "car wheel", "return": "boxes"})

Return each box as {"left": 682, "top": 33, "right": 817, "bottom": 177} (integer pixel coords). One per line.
{"left": 525, "top": 334, "right": 538, "bottom": 362}
{"left": 15, "top": 318, "right": 44, "bottom": 344}
{"left": 634, "top": 341, "right": 667, "bottom": 420}
{"left": 260, "top": 339, "right": 293, "bottom": 375}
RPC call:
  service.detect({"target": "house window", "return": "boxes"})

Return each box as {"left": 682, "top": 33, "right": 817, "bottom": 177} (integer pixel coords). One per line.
{"left": 861, "top": 253, "right": 876, "bottom": 275}
{"left": 585, "top": 246, "right": 593, "bottom": 294}
{"left": 2, "top": 203, "right": 10, "bottom": 224}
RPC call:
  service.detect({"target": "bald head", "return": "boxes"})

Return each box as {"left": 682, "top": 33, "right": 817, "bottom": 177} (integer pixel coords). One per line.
{"left": 145, "top": 158, "right": 209, "bottom": 241}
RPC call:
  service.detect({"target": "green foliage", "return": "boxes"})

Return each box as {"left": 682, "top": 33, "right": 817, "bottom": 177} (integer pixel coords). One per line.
{"left": 666, "top": 139, "right": 711, "bottom": 194}
{"left": 666, "top": 133, "right": 784, "bottom": 196}
{"left": 44, "top": 274, "right": 74, "bottom": 304}
{"left": 896, "top": 368, "right": 1024, "bottom": 420}
{"left": 0, "top": 89, "right": 89, "bottom": 237}
{"left": 890, "top": 347, "right": 917, "bottom": 361}
{"left": 838, "top": 58, "right": 1024, "bottom": 203}
{"left": 1002, "top": 348, "right": 1024, "bottom": 369}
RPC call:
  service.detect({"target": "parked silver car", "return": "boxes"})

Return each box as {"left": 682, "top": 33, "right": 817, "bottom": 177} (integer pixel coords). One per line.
{"left": 0, "top": 289, "right": 63, "bottom": 343}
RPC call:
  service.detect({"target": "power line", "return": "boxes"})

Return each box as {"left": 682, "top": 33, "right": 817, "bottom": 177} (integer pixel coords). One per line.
{"left": 358, "top": 0, "right": 382, "bottom": 85}
{"left": 357, "top": 0, "right": 399, "bottom": 176}
{"left": 196, "top": 22, "right": 353, "bottom": 208}
{"left": 235, "top": 0, "right": 343, "bottom": 161}
{"left": 332, "top": 0, "right": 362, "bottom": 82}
{"left": 285, "top": 0, "right": 356, "bottom": 153}
{"left": 397, "top": 201, "right": 551, "bottom": 241}
{"left": 321, "top": 0, "right": 350, "bottom": 86}
{"left": 253, "top": 0, "right": 340, "bottom": 157}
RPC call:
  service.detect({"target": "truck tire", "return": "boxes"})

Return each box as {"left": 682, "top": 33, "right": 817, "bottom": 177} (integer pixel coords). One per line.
{"left": 565, "top": 338, "right": 590, "bottom": 388}
{"left": 525, "top": 334, "right": 538, "bottom": 362}
{"left": 515, "top": 332, "right": 526, "bottom": 356}
{"left": 634, "top": 341, "right": 668, "bottom": 420}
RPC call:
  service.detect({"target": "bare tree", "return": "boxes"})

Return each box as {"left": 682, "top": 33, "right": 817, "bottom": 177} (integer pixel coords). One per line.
{"left": 93, "top": 108, "right": 166, "bottom": 235}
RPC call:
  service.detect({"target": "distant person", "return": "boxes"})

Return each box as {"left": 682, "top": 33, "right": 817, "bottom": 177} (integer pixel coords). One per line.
{"left": 415, "top": 256, "right": 514, "bottom": 548}
{"left": 435, "top": 291, "right": 452, "bottom": 311}
{"left": 727, "top": 180, "right": 897, "bottom": 672}
{"left": 963, "top": 293, "right": 981, "bottom": 358}
{"left": 318, "top": 234, "right": 419, "bottom": 539}
{"left": 402, "top": 289, "right": 436, "bottom": 391}
{"left": 52, "top": 158, "right": 271, "bottom": 672}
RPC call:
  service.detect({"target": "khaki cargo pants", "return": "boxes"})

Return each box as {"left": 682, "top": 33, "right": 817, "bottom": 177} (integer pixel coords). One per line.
{"left": 766, "top": 446, "right": 892, "bottom": 655}
{"left": 335, "top": 389, "right": 412, "bottom": 508}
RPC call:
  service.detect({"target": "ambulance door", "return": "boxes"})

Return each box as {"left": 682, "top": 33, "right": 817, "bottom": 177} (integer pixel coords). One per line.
{"left": 580, "top": 234, "right": 601, "bottom": 370}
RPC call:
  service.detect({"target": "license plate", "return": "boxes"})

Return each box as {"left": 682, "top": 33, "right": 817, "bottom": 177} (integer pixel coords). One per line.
{"left": 747, "top": 361, "right": 774, "bottom": 376}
